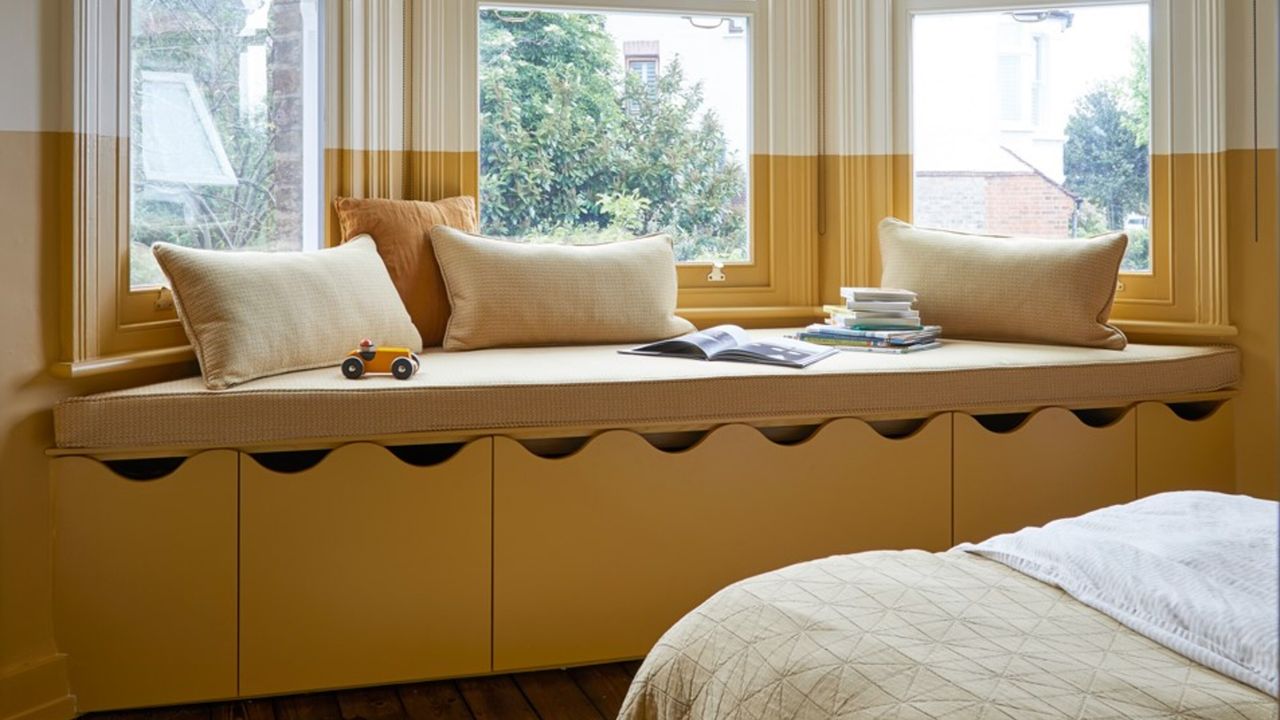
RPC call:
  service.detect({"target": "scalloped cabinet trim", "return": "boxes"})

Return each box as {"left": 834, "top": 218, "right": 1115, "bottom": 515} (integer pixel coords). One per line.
{"left": 238, "top": 440, "right": 492, "bottom": 697}
{"left": 52, "top": 450, "right": 238, "bottom": 712}
{"left": 1137, "top": 400, "right": 1235, "bottom": 497}
{"left": 492, "top": 418, "right": 953, "bottom": 671}
{"left": 954, "top": 407, "right": 1138, "bottom": 544}
{"left": 48, "top": 404, "right": 1238, "bottom": 710}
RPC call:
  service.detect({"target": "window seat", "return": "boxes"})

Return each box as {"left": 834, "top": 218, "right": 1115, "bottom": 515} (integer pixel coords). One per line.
{"left": 50, "top": 331, "right": 1242, "bottom": 710}
{"left": 54, "top": 330, "right": 1239, "bottom": 453}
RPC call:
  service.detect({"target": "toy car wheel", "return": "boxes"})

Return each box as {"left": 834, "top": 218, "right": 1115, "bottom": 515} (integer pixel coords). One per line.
{"left": 342, "top": 357, "right": 365, "bottom": 379}
{"left": 391, "top": 357, "right": 415, "bottom": 380}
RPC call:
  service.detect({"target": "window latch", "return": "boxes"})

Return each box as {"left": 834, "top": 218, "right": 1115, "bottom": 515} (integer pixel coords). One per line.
{"left": 154, "top": 286, "right": 174, "bottom": 311}
{"left": 707, "top": 262, "right": 726, "bottom": 282}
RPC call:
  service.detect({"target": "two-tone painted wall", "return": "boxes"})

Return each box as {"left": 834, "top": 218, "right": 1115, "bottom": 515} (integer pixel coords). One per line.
{"left": 0, "top": 2, "right": 1275, "bottom": 719}
{"left": 1226, "top": 0, "right": 1278, "bottom": 500}
{"left": 0, "top": 5, "right": 196, "bottom": 718}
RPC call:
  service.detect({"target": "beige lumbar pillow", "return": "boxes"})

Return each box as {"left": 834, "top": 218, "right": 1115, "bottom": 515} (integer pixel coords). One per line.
{"left": 878, "top": 218, "right": 1128, "bottom": 349}
{"left": 429, "top": 227, "right": 695, "bottom": 351}
{"left": 154, "top": 237, "right": 423, "bottom": 389}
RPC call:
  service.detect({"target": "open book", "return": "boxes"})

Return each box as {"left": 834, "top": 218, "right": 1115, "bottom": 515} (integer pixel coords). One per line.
{"left": 621, "top": 325, "right": 837, "bottom": 368}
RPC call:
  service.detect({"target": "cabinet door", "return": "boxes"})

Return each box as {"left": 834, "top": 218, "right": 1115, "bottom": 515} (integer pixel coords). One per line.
{"left": 954, "top": 408, "right": 1136, "bottom": 544}
{"left": 239, "top": 440, "right": 491, "bottom": 696}
{"left": 493, "top": 417, "right": 952, "bottom": 671}
{"left": 1137, "top": 401, "right": 1235, "bottom": 496}
{"left": 54, "top": 451, "right": 239, "bottom": 711}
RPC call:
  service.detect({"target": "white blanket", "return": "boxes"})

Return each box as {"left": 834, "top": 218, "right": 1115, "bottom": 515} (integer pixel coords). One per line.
{"left": 958, "top": 491, "right": 1279, "bottom": 696}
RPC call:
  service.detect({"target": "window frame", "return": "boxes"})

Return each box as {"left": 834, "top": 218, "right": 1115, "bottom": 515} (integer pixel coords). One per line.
{"left": 474, "top": 0, "right": 770, "bottom": 290}
{"left": 889, "top": 0, "right": 1230, "bottom": 331}
{"left": 63, "top": 0, "right": 326, "bottom": 374}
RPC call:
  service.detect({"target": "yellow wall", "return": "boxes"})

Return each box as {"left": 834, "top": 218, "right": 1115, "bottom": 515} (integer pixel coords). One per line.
{"left": 1228, "top": 149, "right": 1279, "bottom": 499}
{"left": 0, "top": 3, "right": 193, "bottom": 716}
{"left": 1226, "top": 0, "right": 1279, "bottom": 500}
{"left": 0, "top": 0, "right": 1275, "bottom": 717}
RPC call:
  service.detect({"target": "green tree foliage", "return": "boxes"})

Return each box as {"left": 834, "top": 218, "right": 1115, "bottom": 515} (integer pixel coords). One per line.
{"left": 1124, "top": 37, "right": 1150, "bottom": 144}
{"left": 478, "top": 10, "right": 748, "bottom": 261}
{"left": 1063, "top": 86, "right": 1148, "bottom": 229}
{"left": 1063, "top": 34, "right": 1150, "bottom": 271}
{"left": 479, "top": 11, "right": 622, "bottom": 236}
{"left": 616, "top": 64, "right": 748, "bottom": 259}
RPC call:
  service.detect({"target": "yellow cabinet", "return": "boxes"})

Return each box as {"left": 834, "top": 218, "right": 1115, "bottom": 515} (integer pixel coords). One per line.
{"left": 954, "top": 408, "right": 1136, "bottom": 544}
{"left": 492, "top": 417, "right": 952, "bottom": 672}
{"left": 53, "top": 451, "right": 239, "bottom": 711}
{"left": 1137, "top": 401, "right": 1235, "bottom": 496}
{"left": 238, "top": 440, "right": 492, "bottom": 696}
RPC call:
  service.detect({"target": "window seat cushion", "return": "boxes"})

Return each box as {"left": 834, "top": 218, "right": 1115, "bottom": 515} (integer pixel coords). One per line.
{"left": 54, "top": 331, "right": 1239, "bottom": 452}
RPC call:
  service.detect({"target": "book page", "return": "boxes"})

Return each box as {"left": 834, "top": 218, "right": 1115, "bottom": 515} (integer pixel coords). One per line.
{"left": 698, "top": 325, "right": 753, "bottom": 355}
{"left": 622, "top": 325, "right": 751, "bottom": 359}
{"left": 714, "top": 337, "right": 837, "bottom": 367}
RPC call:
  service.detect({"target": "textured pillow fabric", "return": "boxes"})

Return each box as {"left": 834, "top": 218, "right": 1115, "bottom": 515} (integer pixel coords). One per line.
{"left": 878, "top": 218, "right": 1128, "bottom": 349}
{"left": 333, "top": 195, "right": 478, "bottom": 347}
{"left": 429, "top": 227, "right": 695, "bottom": 351}
{"left": 153, "top": 237, "right": 422, "bottom": 389}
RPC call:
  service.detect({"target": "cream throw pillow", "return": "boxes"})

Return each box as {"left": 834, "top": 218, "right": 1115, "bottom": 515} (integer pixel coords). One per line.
{"left": 878, "top": 218, "right": 1128, "bottom": 349}
{"left": 154, "top": 237, "right": 423, "bottom": 389}
{"left": 429, "top": 227, "right": 695, "bottom": 351}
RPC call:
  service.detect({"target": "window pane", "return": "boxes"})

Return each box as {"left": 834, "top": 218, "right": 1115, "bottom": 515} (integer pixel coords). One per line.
{"left": 129, "top": 0, "right": 322, "bottom": 288}
{"left": 478, "top": 8, "right": 751, "bottom": 263}
{"left": 912, "top": 4, "right": 1152, "bottom": 273}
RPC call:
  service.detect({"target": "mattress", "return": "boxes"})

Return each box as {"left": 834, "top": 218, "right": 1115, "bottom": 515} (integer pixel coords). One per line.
{"left": 54, "top": 332, "right": 1238, "bottom": 451}
{"left": 619, "top": 550, "right": 1277, "bottom": 720}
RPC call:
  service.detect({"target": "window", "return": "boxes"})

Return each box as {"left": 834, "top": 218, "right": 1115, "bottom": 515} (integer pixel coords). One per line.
{"left": 128, "top": 0, "right": 323, "bottom": 288}
{"left": 628, "top": 58, "right": 659, "bottom": 87}
{"left": 477, "top": 7, "right": 751, "bottom": 263}
{"left": 624, "top": 41, "right": 660, "bottom": 89}
{"left": 63, "top": 0, "right": 324, "bottom": 369}
{"left": 911, "top": 4, "right": 1152, "bottom": 273}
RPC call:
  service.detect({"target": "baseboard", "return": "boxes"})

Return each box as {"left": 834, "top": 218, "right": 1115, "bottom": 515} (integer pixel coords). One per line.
{"left": 1, "top": 655, "right": 76, "bottom": 720}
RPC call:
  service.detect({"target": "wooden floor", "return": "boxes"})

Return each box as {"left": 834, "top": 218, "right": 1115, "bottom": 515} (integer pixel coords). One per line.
{"left": 90, "top": 663, "right": 642, "bottom": 720}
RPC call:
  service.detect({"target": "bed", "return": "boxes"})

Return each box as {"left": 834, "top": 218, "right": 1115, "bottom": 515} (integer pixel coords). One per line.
{"left": 620, "top": 492, "right": 1278, "bottom": 719}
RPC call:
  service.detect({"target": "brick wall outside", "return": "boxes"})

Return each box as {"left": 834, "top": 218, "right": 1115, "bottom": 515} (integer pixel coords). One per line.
{"left": 984, "top": 173, "right": 1076, "bottom": 237}
{"left": 913, "top": 171, "right": 1076, "bottom": 237}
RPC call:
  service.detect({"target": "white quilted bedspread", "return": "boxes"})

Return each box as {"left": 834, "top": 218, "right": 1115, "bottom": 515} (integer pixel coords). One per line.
{"left": 619, "top": 550, "right": 1278, "bottom": 720}
{"left": 958, "top": 492, "right": 1278, "bottom": 696}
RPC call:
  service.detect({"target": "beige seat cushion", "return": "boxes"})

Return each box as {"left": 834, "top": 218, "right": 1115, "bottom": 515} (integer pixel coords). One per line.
{"left": 153, "top": 237, "right": 422, "bottom": 389}
{"left": 879, "top": 218, "right": 1128, "bottom": 349}
{"left": 334, "top": 195, "right": 478, "bottom": 346}
{"left": 54, "top": 333, "right": 1238, "bottom": 451}
{"left": 430, "top": 227, "right": 695, "bottom": 351}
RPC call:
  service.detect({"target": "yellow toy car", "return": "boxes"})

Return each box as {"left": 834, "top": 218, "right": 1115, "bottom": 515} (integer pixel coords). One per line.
{"left": 342, "top": 339, "right": 420, "bottom": 380}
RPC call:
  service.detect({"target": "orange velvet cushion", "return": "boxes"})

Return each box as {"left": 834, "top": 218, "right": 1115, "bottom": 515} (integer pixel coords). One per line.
{"left": 334, "top": 195, "right": 478, "bottom": 347}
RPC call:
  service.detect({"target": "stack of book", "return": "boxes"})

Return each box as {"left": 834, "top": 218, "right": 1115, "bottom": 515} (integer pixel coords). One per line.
{"left": 794, "top": 287, "right": 942, "bottom": 354}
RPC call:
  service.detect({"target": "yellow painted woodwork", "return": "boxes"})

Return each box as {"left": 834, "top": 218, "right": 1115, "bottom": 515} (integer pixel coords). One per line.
{"left": 954, "top": 408, "right": 1137, "bottom": 544}
{"left": 238, "top": 440, "right": 492, "bottom": 697}
{"left": 52, "top": 451, "right": 239, "bottom": 711}
{"left": 492, "top": 417, "right": 952, "bottom": 672}
{"left": 1137, "top": 401, "right": 1236, "bottom": 497}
